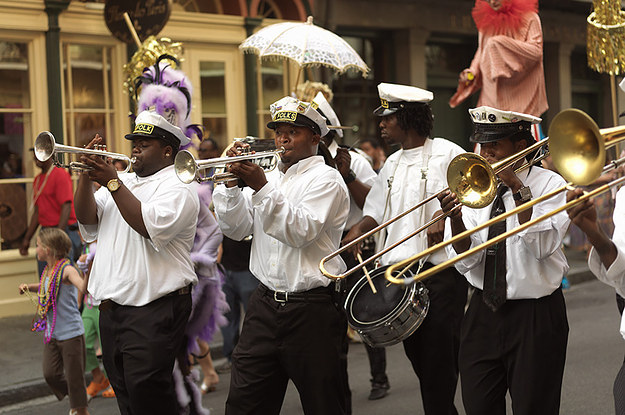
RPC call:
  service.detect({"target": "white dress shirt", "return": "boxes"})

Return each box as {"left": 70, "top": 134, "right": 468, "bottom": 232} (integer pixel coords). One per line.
{"left": 363, "top": 137, "right": 465, "bottom": 266}
{"left": 213, "top": 155, "right": 350, "bottom": 292}
{"left": 79, "top": 165, "right": 199, "bottom": 306}
{"left": 588, "top": 186, "right": 625, "bottom": 339}
{"left": 446, "top": 166, "right": 570, "bottom": 299}
{"left": 326, "top": 140, "right": 377, "bottom": 229}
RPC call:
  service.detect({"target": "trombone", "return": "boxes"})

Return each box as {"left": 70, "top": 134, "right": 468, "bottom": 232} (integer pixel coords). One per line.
{"left": 174, "top": 147, "right": 285, "bottom": 184}
{"left": 318, "top": 128, "right": 550, "bottom": 282}
{"left": 385, "top": 109, "right": 625, "bottom": 286}
{"left": 34, "top": 131, "right": 133, "bottom": 173}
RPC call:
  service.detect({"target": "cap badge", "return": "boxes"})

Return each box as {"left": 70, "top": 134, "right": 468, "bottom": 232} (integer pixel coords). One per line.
{"left": 488, "top": 113, "right": 497, "bottom": 122}
{"left": 134, "top": 123, "right": 154, "bottom": 134}
{"left": 296, "top": 102, "right": 307, "bottom": 113}
{"left": 273, "top": 111, "right": 298, "bottom": 123}
{"left": 381, "top": 98, "right": 389, "bottom": 109}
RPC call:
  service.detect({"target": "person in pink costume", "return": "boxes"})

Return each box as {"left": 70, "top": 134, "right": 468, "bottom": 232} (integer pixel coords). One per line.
{"left": 449, "top": 0, "right": 547, "bottom": 118}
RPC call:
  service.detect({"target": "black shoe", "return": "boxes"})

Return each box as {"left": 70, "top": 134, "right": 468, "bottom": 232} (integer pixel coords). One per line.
{"left": 368, "top": 380, "right": 390, "bottom": 400}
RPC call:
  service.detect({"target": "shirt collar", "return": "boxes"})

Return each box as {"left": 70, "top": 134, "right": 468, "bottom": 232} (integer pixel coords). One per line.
{"left": 129, "top": 164, "right": 175, "bottom": 183}
{"left": 280, "top": 155, "right": 325, "bottom": 179}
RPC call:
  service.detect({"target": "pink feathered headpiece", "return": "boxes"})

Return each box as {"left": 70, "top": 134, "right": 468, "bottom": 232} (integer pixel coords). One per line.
{"left": 134, "top": 54, "right": 203, "bottom": 148}
{"left": 472, "top": 0, "right": 538, "bottom": 35}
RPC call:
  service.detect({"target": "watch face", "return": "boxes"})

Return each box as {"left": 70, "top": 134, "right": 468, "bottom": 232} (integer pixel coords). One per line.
{"left": 108, "top": 179, "right": 120, "bottom": 191}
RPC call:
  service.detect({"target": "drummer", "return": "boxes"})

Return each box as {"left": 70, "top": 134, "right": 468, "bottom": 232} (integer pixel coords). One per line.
{"left": 437, "top": 106, "right": 570, "bottom": 414}
{"left": 212, "top": 96, "right": 350, "bottom": 415}
{"left": 343, "top": 82, "right": 468, "bottom": 415}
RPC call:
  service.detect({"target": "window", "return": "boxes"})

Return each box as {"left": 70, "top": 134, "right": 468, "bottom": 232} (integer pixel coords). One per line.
{"left": 257, "top": 60, "right": 290, "bottom": 138}
{"left": 200, "top": 61, "right": 227, "bottom": 144}
{"left": 63, "top": 43, "right": 116, "bottom": 150}
{"left": 0, "top": 40, "right": 33, "bottom": 250}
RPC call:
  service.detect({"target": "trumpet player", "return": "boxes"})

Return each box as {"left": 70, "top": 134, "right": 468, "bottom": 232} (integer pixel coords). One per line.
{"left": 212, "top": 96, "right": 350, "bottom": 415}
{"left": 343, "top": 83, "right": 468, "bottom": 415}
{"left": 438, "top": 106, "right": 570, "bottom": 415}
{"left": 73, "top": 110, "right": 199, "bottom": 415}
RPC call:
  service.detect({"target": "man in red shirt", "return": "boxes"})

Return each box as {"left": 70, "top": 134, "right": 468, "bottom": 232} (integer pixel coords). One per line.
{"left": 20, "top": 150, "right": 80, "bottom": 275}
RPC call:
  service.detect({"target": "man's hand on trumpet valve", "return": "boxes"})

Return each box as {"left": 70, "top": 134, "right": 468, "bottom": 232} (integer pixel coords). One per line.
{"left": 79, "top": 134, "right": 118, "bottom": 186}
{"left": 225, "top": 141, "right": 268, "bottom": 192}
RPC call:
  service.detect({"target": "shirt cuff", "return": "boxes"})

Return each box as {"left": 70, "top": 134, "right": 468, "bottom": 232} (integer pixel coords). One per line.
{"left": 251, "top": 182, "right": 273, "bottom": 205}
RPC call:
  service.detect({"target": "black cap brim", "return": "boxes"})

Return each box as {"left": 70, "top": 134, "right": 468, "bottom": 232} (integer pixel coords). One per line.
{"left": 373, "top": 106, "right": 399, "bottom": 116}
{"left": 125, "top": 126, "right": 180, "bottom": 149}
{"left": 267, "top": 114, "right": 321, "bottom": 135}
{"left": 470, "top": 122, "right": 532, "bottom": 144}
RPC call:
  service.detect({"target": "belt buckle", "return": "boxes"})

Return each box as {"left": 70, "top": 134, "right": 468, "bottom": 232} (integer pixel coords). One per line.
{"left": 273, "top": 291, "right": 288, "bottom": 303}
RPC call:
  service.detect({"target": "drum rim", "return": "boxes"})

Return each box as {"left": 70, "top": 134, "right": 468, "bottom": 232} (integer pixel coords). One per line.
{"left": 345, "top": 265, "right": 421, "bottom": 328}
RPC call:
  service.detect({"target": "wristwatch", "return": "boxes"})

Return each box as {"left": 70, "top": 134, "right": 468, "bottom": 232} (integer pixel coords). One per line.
{"left": 344, "top": 169, "right": 357, "bottom": 184}
{"left": 513, "top": 185, "right": 532, "bottom": 202}
{"left": 106, "top": 178, "right": 122, "bottom": 193}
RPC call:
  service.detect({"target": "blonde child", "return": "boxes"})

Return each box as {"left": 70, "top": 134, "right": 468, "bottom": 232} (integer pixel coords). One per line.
{"left": 19, "top": 227, "right": 90, "bottom": 415}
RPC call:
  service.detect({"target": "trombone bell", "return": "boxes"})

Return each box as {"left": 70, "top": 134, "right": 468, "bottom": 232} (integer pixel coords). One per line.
{"left": 447, "top": 153, "right": 498, "bottom": 209}
{"left": 548, "top": 109, "right": 603, "bottom": 186}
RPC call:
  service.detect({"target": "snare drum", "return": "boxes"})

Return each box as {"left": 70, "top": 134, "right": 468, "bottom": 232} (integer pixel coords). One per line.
{"left": 344, "top": 265, "right": 429, "bottom": 348}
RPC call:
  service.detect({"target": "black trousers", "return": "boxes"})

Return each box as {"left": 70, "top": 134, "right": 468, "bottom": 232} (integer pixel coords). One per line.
{"left": 459, "top": 288, "right": 569, "bottom": 415}
{"left": 99, "top": 293, "right": 191, "bottom": 415}
{"left": 225, "top": 285, "right": 349, "bottom": 415}
{"left": 402, "top": 263, "right": 468, "bottom": 415}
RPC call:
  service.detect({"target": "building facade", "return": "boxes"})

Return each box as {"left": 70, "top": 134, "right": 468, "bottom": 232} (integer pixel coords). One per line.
{"left": 0, "top": 0, "right": 619, "bottom": 317}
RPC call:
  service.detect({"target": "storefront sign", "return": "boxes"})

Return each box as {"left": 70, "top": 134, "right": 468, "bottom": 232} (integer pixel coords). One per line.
{"left": 104, "top": 0, "right": 171, "bottom": 44}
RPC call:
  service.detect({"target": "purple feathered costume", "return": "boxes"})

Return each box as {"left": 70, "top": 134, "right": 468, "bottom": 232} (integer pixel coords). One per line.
{"left": 136, "top": 54, "right": 228, "bottom": 415}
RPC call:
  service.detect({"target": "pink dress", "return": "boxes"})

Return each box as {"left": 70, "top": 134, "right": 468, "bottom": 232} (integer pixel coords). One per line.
{"left": 450, "top": 12, "right": 548, "bottom": 117}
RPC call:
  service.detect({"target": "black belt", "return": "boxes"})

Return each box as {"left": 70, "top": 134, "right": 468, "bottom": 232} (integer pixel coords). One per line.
{"left": 259, "top": 284, "right": 334, "bottom": 303}
{"left": 67, "top": 223, "right": 79, "bottom": 231}
{"left": 99, "top": 285, "right": 191, "bottom": 311}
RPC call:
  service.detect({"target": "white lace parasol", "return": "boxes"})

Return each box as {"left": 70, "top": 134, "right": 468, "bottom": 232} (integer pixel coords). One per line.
{"left": 240, "top": 16, "right": 370, "bottom": 76}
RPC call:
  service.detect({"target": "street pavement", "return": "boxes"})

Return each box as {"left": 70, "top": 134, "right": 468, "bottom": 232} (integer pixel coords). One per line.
{"left": 1, "top": 249, "right": 622, "bottom": 414}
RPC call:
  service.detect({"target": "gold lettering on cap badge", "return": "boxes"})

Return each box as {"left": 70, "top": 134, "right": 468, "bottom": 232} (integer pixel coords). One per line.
{"left": 134, "top": 123, "right": 154, "bottom": 134}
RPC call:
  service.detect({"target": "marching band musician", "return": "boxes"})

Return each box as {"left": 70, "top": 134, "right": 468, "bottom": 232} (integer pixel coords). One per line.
{"left": 566, "top": 186, "right": 625, "bottom": 414}
{"left": 73, "top": 110, "right": 200, "bottom": 415}
{"left": 212, "top": 96, "right": 350, "bottom": 415}
{"left": 343, "top": 83, "right": 468, "bottom": 415}
{"left": 438, "top": 106, "right": 570, "bottom": 415}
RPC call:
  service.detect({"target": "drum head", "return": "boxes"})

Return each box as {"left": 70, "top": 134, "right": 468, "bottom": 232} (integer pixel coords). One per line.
{"left": 347, "top": 265, "right": 414, "bottom": 327}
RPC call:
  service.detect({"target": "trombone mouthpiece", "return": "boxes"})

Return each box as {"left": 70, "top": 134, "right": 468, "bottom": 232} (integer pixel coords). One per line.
{"left": 130, "top": 157, "right": 137, "bottom": 164}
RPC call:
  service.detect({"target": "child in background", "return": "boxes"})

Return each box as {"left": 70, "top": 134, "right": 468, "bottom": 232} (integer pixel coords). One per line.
{"left": 19, "top": 227, "right": 90, "bottom": 415}
{"left": 76, "top": 241, "right": 115, "bottom": 400}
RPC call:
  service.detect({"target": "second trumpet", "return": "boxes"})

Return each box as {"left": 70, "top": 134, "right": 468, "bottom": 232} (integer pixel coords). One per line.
{"left": 174, "top": 147, "right": 285, "bottom": 184}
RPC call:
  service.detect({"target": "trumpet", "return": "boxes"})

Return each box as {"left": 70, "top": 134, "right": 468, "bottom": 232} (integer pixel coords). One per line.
{"left": 34, "top": 131, "right": 133, "bottom": 173}
{"left": 384, "top": 109, "right": 625, "bottom": 286}
{"left": 174, "top": 147, "right": 285, "bottom": 184}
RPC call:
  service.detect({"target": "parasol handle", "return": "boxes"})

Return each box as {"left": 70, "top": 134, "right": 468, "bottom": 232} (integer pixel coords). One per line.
{"left": 123, "top": 12, "right": 142, "bottom": 48}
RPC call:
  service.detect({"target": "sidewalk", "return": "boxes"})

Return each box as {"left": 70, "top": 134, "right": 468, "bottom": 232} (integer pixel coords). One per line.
{"left": 0, "top": 314, "right": 225, "bottom": 408}
{"left": 0, "top": 248, "right": 595, "bottom": 409}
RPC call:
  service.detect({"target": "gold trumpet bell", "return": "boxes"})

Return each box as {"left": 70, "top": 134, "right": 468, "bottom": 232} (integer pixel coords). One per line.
{"left": 447, "top": 153, "right": 498, "bottom": 209}
{"left": 548, "top": 109, "right": 604, "bottom": 186}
